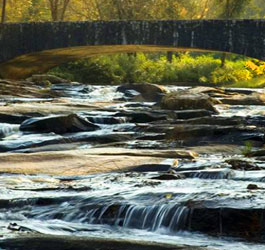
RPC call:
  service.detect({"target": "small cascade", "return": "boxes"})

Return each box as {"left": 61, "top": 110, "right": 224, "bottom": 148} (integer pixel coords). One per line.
{"left": 3, "top": 198, "right": 190, "bottom": 234}
{"left": 84, "top": 204, "right": 190, "bottom": 233}
{"left": 181, "top": 169, "right": 233, "bottom": 180}
{"left": 0, "top": 123, "right": 19, "bottom": 138}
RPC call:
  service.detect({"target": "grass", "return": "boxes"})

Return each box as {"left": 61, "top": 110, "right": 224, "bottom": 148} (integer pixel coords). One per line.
{"left": 227, "top": 75, "right": 265, "bottom": 88}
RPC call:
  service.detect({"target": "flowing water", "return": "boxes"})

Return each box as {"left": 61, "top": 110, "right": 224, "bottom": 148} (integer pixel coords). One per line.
{"left": 0, "top": 84, "right": 264, "bottom": 249}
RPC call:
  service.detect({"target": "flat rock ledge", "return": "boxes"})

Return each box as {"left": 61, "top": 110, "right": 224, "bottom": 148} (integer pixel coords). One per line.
{"left": 0, "top": 148, "right": 197, "bottom": 176}
{"left": 0, "top": 235, "right": 214, "bottom": 250}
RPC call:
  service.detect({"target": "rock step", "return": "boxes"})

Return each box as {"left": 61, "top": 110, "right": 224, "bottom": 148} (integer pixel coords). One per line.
{"left": 0, "top": 236, "right": 211, "bottom": 250}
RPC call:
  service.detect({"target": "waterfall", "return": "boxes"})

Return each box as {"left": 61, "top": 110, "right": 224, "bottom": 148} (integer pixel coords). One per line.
{"left": 84, "top": 204, "right": 190, "bottom": 233}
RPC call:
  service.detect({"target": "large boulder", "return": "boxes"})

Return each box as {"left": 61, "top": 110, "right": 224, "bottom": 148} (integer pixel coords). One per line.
{"left": 20, "top": 114, "right": 99, "bottom": 134}
{"left": 160, "top": 92, "right": 219, "bottom": 113}
{"left": 117, "top": 83, "right": 169, "bottom": 102}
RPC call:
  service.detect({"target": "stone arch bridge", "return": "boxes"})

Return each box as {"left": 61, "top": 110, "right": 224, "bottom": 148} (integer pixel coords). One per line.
{"left": 0, "top": 20, "right": 264, "bottom": 79}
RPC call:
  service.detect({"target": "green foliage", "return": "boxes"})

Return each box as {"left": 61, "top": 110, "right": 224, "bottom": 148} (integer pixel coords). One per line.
{"left": 49, "top": 52, "right": 263, "bottom": 86}
{"left": 242, "top": 141, "right": 253, "bottom": 156}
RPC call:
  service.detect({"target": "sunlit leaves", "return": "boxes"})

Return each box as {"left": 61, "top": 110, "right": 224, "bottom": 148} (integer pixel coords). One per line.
{"left": 246, "top": 60, "right": 265, "bottom": 75}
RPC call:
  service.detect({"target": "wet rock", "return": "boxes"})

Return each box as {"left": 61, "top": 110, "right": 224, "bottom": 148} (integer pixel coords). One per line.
{"left": 0, "top": 236, "right": 210, "bottom": 250}
{"left": 246, "top": 116, "right": 265, "bottom": 127}
{"left": 85, "top": 115, "right": 128, "bottom": 125}
{"left": 27, "top": 74, "right": 70, "bottom": 84}
{"left": 117, "top": 83, "right": 169, "bottom": 102}
{"left": 127, "top": 164, "right": 172, "bottom": 172}
{"left": 189, "top": 207, "right": 265, "bottom": 240}
{"left": 115, "top": 110, "right": 168, "bottom": 123}
{"left": 225, "top": 159, "right": 261, "bottom": 171}
{"left": 0, "top": 113, "right": 31, "bottom": 124}
{"left": 0, "top": 135, "right": 66, "bottom": 152}
{"left": 67, "top": 132, "right": 133, "bottom": 145}
{"left": 0, "top": 132, "right": 133, "bottom": 153}
{"left": 174, "top": 110, "right": 212, "bottom": 119}
{"left": 247, "top": 149, "right": 265, "bottom": 157}
{"left": 220, "top": 93, "right": 265, "bottom": 105}
{"left": 166, "top": 124, "right": 234, "bottom": 141}
{"left": 247, "top": 184, "right": 259, "bottom": 190}
{"left": 20, "top": 114, "right": 99, "bottom": 134}
{"left": 175, "top": 116, "right": 244, "bottom": 126}
{"left": 151, "top": 174, "right": 184, "bottom": 180}
{"left": 166, "top": 124, "right": 264, "bottom": 145}
{"left": 224, "top": 88, "right": 256, "bottom": 95}
{"left": 160, "top": 92, "right": 219, "bottom": 113}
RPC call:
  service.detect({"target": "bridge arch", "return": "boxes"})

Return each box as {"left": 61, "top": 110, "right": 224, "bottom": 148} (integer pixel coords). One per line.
{"left": 0, "top": 20, "right": 264, "bottom": 79}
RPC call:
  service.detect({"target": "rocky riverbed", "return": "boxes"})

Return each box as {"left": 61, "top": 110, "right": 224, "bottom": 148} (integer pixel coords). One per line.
{"left": 0, "top": 77, "right": 264, "bottom": 249}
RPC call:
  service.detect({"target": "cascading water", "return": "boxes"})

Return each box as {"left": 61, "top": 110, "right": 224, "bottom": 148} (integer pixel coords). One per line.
{"left": 86, "top": 204, "right": 190, "bottom": 233}
{"left": 0, "top": 123, "right": 19, "bottom": 138}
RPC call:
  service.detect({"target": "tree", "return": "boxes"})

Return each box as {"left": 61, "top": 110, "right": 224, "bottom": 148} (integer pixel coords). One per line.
{"left": 48, "top": 0, "right": 71, "bottom": 21}
{"left": 218, "top": 0, "right": 251, "bottom": 18}
{"left": 1, "top": 0, "right": 7, "bottom": 23}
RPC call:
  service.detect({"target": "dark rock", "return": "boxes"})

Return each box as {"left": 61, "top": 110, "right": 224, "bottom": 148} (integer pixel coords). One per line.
{"left": 166, "top": 124, "right": 264, "bottom": 146}
{"left": 225, "top": 88, "right": 256, "bottom": 95}
{"left": 115, "top": 111, "right": 168, "bottom": 123}
{"left": 225, "top": 159, "right": 261, "bottom": 171}
{"left": 117, "top": 83, "right": 169, "bottom": 102}
{"left": 0, "top": 236, "right": 209, "bottom": 250}
{"left": 174, "top": 110, "right": 212, "bottom": 119}
{"left": 0, "top": 132, "right": 132, "bottom": 153}
{"left": 247, "top": 149, "right": 265, "bottom": 157}
{"left": 166, "top": 124, "right": 235, "bottom": 141}
{"left": 0, "top": 113, "right": 31, "bottom": 124}
{"left": 0, "top": 136, "right": 66, "bottom": 152}
{"left": 175, "top": 116, "right": 244, "bottom": 126}
{"left": 86, "top": 116, "right": 127, "bottom": 125}
{"left": 20, "top": 114, "right": 99, "bottom": 134}
{"left": 151, "top": 174, "right": 184, "bottom": 180}
{"left": 189, "top": 207, "right": 265, "bottom": 240}
{"left": 127, "top": 164, "right": 172, "bottom": 172}
{"left": 247, "top": 184, "right": 259, "bottom": 190}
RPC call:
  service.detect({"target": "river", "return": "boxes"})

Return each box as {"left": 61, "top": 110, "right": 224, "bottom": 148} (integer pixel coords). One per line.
{"left": 0, "top": 82, "right": 264, "bottom": 249}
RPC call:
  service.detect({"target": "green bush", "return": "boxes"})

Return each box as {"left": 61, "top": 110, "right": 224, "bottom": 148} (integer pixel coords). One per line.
{"left": 48, "top": 52, "right": 261, "bottom": 85}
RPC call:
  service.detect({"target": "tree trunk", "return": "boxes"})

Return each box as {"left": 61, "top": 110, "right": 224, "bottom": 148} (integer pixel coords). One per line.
{"left": 167, "top": 51, "right": 173, "bottom": 63}
{"left": 221, "top": 52, "right": 226, "bottom": 68}
{"left": 1, "top": 0, "right": 7, "bottom": 23}
{"left": 60, "top": 0, "right": 70, "bottom": 21}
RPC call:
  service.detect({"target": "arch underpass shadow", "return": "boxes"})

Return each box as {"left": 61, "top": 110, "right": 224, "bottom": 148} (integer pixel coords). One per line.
{"left": 0, "top": 45, "right": 216, "bottom": 79}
